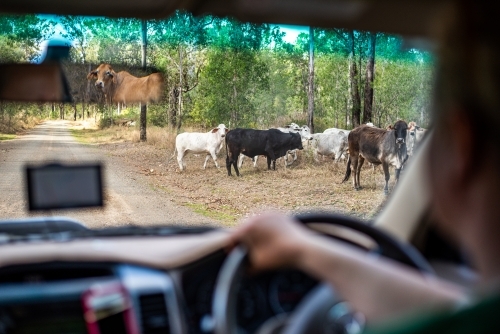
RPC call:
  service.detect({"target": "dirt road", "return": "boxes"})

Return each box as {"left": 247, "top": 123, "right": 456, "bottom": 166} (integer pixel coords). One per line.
{"left": 0, "top": 120, "right": 218, "bottom": 228}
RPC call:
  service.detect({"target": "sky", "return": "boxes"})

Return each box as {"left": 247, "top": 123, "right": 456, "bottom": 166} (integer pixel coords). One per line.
{"left": 276, "top": 25, "right": 309, "bottom": 43}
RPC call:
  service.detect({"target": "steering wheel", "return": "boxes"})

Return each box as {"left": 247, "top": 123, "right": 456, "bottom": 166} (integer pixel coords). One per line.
{"left": 212, "top": 213, "right": 434, "bottom": 334}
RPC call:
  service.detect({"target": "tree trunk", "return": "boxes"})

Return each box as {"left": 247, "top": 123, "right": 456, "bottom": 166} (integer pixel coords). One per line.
{"left": 168, "top": 87, "right": 178, "bottom": 129}
{"left": 140, "top": 103, "right": 147, "bottom": 141}
{"left": 232, "top": 74, "right": 238, "bottom": 127}
{"left": 140, "top": 20, "right": 148, "bottom": 141}
{"left": 60, "top": 104, "right": 65, "bottom": 120}
{"left": 73, "top": 103, "right": 77, "bottom": 121}
{"left": 362, "top": 32, "right": 376, "bottom": 124}
{"left": 348, "top": 30, "right": 361, "bottom": 128}
{"left": 177, "top": 46, "right": 183, "bottom": 131}
{"left": 307, "top": 26, "right": 315, "bottom": 133}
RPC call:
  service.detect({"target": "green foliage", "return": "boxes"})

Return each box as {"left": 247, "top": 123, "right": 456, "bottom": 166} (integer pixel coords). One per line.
{"left": 192, "top": 47, "right": 269, "bottom": 128}
{"left": 0, "top": 14, "right": 54, "bottom": 62}
{"left": 1, "top": 12, "right": 434, "bottom": 132}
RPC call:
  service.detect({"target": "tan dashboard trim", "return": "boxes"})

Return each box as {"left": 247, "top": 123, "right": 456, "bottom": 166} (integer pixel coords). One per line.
{"left": 0, "top": 230, "right": 231, "bottom": 269}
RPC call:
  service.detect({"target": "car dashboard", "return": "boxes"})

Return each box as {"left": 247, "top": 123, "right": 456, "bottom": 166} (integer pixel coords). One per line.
{"left": 0, "top": 228, "right": 318, "bottom": 334}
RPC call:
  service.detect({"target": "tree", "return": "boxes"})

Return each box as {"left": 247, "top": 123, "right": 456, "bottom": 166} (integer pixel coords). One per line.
{"left": 0, "top": 15, "right": 54, "bottom": 62}
{"left": 348, "top": 30, "right": 361, "bottom": 127}
{"left": 307, "top": 27, "right": 315, "bottom": 133}
{"left": 362, "top": 32, "right": 377, "bottom": 124}
{"left": 140, "top": 20, "right": 147, "bottom": 141}
{"left": 149, "top": 11, "right": 212, "bottom": 129}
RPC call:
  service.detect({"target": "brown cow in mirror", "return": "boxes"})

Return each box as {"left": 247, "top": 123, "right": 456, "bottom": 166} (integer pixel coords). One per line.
{"left": 87, "top": 63, "right": 163, "bottom": 113}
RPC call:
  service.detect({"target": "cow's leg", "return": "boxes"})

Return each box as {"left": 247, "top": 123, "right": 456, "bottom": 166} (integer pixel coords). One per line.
{"left": 356, "top": 157, "right": 365, "bottom": 189}
{"left": 209, "top": 150, "right": 220, "bottom": 169}
{"left": 285, "top": 150, "right": 296, "bottom": 166}
{"left": 203, "top": 154, "right": 211, "bottom": 169}
{"left": 351, "top": 156, "right": 360, "bottom": 190}
{"left": 238, "top": 154, "right": 244, "bottom": 168}
{"left": 382, "top": 162, "right": 391, "bottom": 195}
{"left": 227, "top": 153, "right": 240, "bottom": 176}
{"left": 253, "top": 156, "right": 258, "bottom": 167}
{"left": 267, "top": 156, "right": 272, "bottom": 170}
{"left": 233, "top": 159, "right": 241, "bottom": 176}
{"left": 395, "top": 168, "right": 401, "bottom": 184}
{"left": 313, "top": 149, "right": 320, "bottom": 162}
{"left": 226, "top": 155, "right": 233, "bottom": 176}
{"left": 177, "top": 151, "right": 185, "bottom": 171}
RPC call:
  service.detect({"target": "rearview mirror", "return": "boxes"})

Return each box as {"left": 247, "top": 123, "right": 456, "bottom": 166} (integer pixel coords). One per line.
{"left": 0, "top": 63, "right": 72, "bottom": 102}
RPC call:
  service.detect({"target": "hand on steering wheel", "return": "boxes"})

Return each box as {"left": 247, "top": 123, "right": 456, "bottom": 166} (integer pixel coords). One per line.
{"left": 213, "top": 212, "right": 433, "bottom": 334}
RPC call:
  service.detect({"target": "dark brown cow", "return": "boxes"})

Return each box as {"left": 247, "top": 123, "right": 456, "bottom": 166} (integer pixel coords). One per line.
{"left": 87, "top": 63, "right": 163, "bottom": 111}
{"left": 342, "top": 120, "right": 408, "bottom": 194}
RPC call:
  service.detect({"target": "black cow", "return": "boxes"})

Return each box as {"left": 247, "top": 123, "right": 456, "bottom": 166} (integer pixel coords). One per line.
{"left": 226, "top": 128, "right": 304, "bottom": 176}
{"left": 342, "top": 120, "right": 408, "bottom": 194}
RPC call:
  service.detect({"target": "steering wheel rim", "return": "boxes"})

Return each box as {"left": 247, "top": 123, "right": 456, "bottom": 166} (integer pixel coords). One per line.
{"left": 212, "top": 213, "right": 433, "bottom": 334}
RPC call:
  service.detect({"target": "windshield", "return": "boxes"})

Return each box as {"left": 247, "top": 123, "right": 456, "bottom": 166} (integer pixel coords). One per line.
{"left": 0, "top": 13, "right": 434, "bottom": 228}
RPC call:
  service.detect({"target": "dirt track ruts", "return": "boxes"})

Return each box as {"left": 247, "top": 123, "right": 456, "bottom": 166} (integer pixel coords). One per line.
{"left": 0, "top": 120, "right": 219, "bottom": 228}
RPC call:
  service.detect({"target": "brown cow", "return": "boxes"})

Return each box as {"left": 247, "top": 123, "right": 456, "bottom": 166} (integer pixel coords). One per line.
{"left": 342, "top": 120, "right": 408, "bottom": 194}
{"left": 87, "top": 63, "right": 163, "bottom": 112}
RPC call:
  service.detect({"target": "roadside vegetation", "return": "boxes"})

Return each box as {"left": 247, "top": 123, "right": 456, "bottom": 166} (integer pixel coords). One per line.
{"left": 1, "top": 13, "right": 432, "bottom": 135}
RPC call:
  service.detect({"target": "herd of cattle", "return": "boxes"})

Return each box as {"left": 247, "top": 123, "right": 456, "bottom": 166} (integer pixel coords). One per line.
{"left": 85, "top": 63, "right": 427, "bottom": 194}
{"left": 172, "top": 120, "right": 427, "bottom": 194}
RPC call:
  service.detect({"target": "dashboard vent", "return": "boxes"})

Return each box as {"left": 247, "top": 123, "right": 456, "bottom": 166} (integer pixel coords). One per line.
{"left": 138, "top": 293, "right": 170, "bottom": 334}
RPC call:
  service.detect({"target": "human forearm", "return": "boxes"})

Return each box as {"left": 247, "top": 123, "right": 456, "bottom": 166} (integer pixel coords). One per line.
{"left": 296, "top": 234, "right": 467, "bottom": 322}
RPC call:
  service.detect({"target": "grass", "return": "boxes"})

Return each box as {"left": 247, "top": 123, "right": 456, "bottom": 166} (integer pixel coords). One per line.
{"left": 185, "top": 203, "right": 239, "bottom": 226}
{"left": 69, "top": 120, "right": 178, "bottom": 149}
{"left": 0, "top": 134, "right": 16, "bottom": 141}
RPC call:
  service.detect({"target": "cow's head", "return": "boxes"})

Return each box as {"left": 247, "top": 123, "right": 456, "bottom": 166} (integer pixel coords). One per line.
{"left": 87, "top": 63, "right": 117, "bottom": 92}
{"left": 212, "top": 124, "right": 228, "bottom": 138}
{"left": 290, "top": 132, "right": 304, "bottom": 150}
{"left": 299, "top": 125, "right": 313, "bottom": 140}
{"left": 392, "top": 120, "right": 408, "bottom": 145}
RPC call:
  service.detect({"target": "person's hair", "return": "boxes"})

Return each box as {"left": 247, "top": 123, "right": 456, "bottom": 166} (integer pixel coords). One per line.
{"left": 434, "top": 1, "right": 500, "bottom": 125}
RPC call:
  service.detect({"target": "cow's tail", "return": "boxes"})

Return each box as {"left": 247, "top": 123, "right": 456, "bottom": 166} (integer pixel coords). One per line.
{"left": 341, "top": 156, "right": 351, "bottom": 183}
{"left": 225, "top": 135, "right": 230, "bottom": 162}
{"left": 166, "top": 146, "right": 177, "bottom": 165}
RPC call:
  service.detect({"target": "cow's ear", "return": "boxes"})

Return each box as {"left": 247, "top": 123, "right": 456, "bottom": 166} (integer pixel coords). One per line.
{"left": 211, "top": 128, "right": 219, "bottom": 133}
{"left": 87, "top": 70, "right": 98, "bottom": 80}
{"left": 111, "top": 70, "right": 117, "bottom": 84}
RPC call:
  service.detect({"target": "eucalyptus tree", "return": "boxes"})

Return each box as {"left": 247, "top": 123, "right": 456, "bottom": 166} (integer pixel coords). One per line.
{"left": 191, "top": 19, "right": 283, "bottom": 128}
{"left": 148, "top": 11, "right": 212, "bottom": 130}
{"left": 0, "top": 14, "right": 54, "bottom": 62}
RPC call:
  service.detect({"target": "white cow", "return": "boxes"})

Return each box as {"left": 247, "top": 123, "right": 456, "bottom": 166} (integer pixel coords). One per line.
{"left": 311, "top": 131, "right": 348, "bottom": 162}
{"left": 174, "top": 124, "right": 228, "bottom": 171}
{"left": 324, "top": 127, "right": 351, "bottom": 136}
{"left": 407, "top": 121, "right": 427, "bottom": 156}
{"left": 238, "top": 123, "right": 312, "bottom": 168}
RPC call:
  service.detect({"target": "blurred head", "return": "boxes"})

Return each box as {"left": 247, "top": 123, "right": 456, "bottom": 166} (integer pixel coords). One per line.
{"left": 428, "top": 1, "right": 500, "bottom": 265}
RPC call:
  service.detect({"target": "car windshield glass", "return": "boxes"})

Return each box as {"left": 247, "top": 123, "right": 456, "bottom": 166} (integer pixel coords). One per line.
{"left": 0, "top": 13, "right": 434, "bottom": 229}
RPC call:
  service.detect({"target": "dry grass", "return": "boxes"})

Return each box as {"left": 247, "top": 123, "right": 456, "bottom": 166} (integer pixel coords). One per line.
{"left": 0, "top": 114, "right": 41, "bottom": 135}
{"left": 84, "top": 131, "right": 395, "bottom": 225}
{"left": 68, "top": 122, "right": 397, "bottom": 225}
